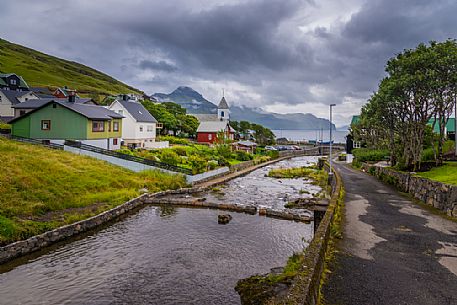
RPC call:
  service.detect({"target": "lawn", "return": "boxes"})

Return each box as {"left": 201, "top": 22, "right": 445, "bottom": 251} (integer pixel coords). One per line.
{"left": 0, "top": 137, "right": 187, "bottom": 245}
{"left": 415, "top": 162, "right": 457, "bottom": 185}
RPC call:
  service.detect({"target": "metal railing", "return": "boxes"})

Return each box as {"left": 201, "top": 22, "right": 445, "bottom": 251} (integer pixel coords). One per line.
{"left": 64, "top": 140, "right": 193, "bottom": 175}
{"left": 9, "top": 135, "right": 64, "bottom": 150}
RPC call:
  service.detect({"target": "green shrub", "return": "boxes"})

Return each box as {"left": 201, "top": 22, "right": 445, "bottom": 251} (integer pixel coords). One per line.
{"left": 157, "top": 135, "right": 190, "bottom": 145}
{"left": 188, "top": 155, "right": 207, "bottom": 174}
{"left": 253, "top": 156, "right": 271, "bottom": 164}
{"left": 208, "top": 160, "right": 218, "bottom": 170}
{"left": 352, "top": 148, "right": 389, "bottom": 163}
{"left": 266, "top": 150, "right": 279, "bottom": 159}
{"left": 172, "top": 145, "right": 189, "bottom": 156}
{"left": 215, "top": 144, "right": 232, "bottom": 159}
{"left": 159, "top": 149, "right": 181, "bottom": 166}
{"left": 0, "top": 123, "right": 11, "bottom": 130}
{"left": 421, "top": 140, "right": 455, "bottom": 161}
{"left": 234, "top": 150, "right": 253, "bottom": 161}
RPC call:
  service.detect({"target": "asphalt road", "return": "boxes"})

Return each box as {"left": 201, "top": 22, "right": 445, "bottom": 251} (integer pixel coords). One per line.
{"left": 322, "top": 163, "right": 457, "bottom": 305}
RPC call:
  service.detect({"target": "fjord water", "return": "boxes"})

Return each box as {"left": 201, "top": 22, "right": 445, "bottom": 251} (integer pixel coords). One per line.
{"left": 0, "top": 207, "right": 311, "bottom": 305}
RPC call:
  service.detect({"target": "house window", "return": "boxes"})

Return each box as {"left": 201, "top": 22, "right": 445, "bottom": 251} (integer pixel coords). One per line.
{"left": 10, "top": 79, "right": 17, "bottom": 85}
{"left": 92, "top": 121, "right": 105, "bottom": 132}
{"left": 208, "top": 134, "right": 212, "bottom": 140}
{"left": 139, "top": 125, "right": 143, "bottom": 132}
{"left": 147, "top": 125, "right": 153, "bottom": 132}
{"left": 19, "top": 110, "right": 26, "bottom": 116}
{"left": 118, "top": 110, "right": 123, "bottom": 115}
{"left": 221, "top": 111, "right": 224, "bottom": 117}
{"left": 53, "top": 103, "right": 57, "bottom": 108}
{"left": 41, "top": 120, "right": 51, "bottom": 130}
{"left": 113, "top": 121, "right": 119, "bottom": 131}
{"left": 113, "top": 138, "right": 118, "bottom": 145}
{"left": 108, "top": 121, "right": 111, "bottom": 132}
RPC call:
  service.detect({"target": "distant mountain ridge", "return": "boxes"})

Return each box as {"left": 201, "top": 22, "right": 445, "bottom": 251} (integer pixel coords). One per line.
{"left": 153, "top": 87, "right": 335, "bottom": 130}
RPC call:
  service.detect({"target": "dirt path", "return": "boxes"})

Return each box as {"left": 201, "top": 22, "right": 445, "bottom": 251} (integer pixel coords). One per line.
{"left": 322, "top": 163, "right": 457, "bottom": 305}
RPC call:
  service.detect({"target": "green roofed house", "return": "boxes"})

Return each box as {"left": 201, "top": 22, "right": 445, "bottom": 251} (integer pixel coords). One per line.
{"left": 427, "top": 118, "right": 456, "bottom": 140}
{"left": 351, "top": 115, "right": 360, "bottom": 126}
{"left": 0, "top": 73, "right": 29, "bottom": 91}
{"left": 9, "top": 98, "right": 123, "bottom": 150}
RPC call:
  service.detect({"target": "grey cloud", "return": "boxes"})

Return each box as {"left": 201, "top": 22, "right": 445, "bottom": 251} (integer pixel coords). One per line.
{"left": 139, "top": 60, "right": 178, "bottom": 72}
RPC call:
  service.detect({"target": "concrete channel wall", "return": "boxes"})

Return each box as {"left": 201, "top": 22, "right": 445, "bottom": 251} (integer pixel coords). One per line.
{"left": 362, "top": 164, "right": 457, "bottom": 217}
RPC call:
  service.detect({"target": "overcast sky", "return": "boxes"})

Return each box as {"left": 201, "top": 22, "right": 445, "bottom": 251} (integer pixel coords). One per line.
{"left": 1, "top": 0, "right": 457, "bottom": 126}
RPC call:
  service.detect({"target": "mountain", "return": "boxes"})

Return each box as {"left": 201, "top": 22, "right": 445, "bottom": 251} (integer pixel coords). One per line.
{"left": 0, "top": 38, "right": 142, "bottom": 101}
{"left": 153, "top": 87, "right": 335, "bottom": 130}
{"left": 154, "top": 86, "right": 218, "bottom": 114}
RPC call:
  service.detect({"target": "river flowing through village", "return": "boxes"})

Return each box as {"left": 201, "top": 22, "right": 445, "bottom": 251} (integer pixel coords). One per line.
{"left": 0, "top": 156, "right": 320, "bottom": 305}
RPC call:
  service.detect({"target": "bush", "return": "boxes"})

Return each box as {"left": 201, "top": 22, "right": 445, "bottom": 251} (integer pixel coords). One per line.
{"left": 352, "top": 148, "right": 389, "bottom": 163}
{"left": 188, "top": 155, "right": 207, "bottom": 174}
{"left": 159, "top": 149, "right": 181, "bottom": 166}
{"left": 172, "top": 145, "right": 189, "bottom": 156}
{"left": 208, "top": 160, "right": 218, "bottom": 170}
{"left": 266, "top": 150, "right": 279, "bottom": 159}
{"left": 234, "top": 150, "right": 253, "bottom": 161}
{"left": 253, "top": 156, "right": 271, "bottom": 164}
{"left": 157, "top": 135, "right": 190, "bottom": 145}
{"left": 215, "top": 144, "right": 232, "bottom": 159}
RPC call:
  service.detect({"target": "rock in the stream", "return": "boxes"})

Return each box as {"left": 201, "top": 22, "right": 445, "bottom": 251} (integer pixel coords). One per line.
{"left": 218, "top": 214, "right": 232, "bottom": 224}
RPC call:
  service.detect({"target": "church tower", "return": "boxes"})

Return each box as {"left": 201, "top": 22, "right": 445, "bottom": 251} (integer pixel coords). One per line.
{"left": 217, "top": 96, "right": 230, "bottom": 121}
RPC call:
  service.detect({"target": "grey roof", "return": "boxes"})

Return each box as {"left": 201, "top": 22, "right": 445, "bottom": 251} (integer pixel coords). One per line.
{"left": 13, "top": 98, "right": 94, "bottom": 109}
{"left": 0, "top": 89, "right": 35, "bottom": 105}
{"left": 116, "top": 99, "right": 157, "bottom": 123}
{"left": 192, "top": 113, "right": 218, "bottom": 122}
{"left": 197, "top": 121, "right": 233, "bottom": 133}
{"left": 9, "top": 100, "right": 123, "bottom": 124}
{"left": 0, "top": 73, "right": 29, "bottom": 88}
{"left": 218, "top": 96, "right": 229, "bottom": 109}
{"left": 235, "top": 140, "right": 257, "bottom": 147}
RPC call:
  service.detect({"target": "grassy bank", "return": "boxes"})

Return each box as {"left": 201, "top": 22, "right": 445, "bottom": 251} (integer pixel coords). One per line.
{"left": 415, "top": 162, "right": 457, "bottom": 185}
{"left": 0, "top": 137, "right": 187, "bottom": 245}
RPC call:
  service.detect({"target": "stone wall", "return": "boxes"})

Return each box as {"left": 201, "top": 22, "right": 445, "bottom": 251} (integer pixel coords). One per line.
{"left": 362, "top": 164, "right": 457, "bottom": 217}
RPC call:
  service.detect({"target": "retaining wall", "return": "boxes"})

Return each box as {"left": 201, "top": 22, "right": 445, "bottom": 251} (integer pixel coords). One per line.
{"left": 362, "top": 164, "right": 457, "bottom": 217}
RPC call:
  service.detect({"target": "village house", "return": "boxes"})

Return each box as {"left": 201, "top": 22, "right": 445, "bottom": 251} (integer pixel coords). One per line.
{"left": 232, "top": 140, "right": 257, "bottom": 153}
{"left": 53, "top": 86, "right": 81, "bottom": 99}
{"left": 10, "top": 96, "right": 123, "bottom": 150}
{"left": 109, "top": 95, "right": 165, "bottom": 149}
{"left": 12, "top": 96, "right": 96, "bottom": 118}
{"left": 0, "top": 73, "right": 29, "bottom": 91}
{"left": 0, "top": 89, "right": 39, "bottom": 121}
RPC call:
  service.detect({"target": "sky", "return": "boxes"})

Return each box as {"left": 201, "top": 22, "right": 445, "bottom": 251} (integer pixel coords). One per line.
{"left": 1, "top": 0, "right": 457, "bottom": 127}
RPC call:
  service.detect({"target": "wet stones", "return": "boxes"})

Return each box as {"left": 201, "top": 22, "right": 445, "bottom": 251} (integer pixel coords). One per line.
{"left": 218, "top": 214, "right": 232, "bottom": 224}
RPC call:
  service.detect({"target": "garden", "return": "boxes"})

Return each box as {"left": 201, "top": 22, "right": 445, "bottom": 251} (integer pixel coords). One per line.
{"left": 118, "top": 136, "right": 278, "bottom": 174}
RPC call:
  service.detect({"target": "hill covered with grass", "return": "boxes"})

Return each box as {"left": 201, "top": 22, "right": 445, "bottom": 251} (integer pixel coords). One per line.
{"left": 0, "top": 137, "right": 187, "bottom": 245}
{"left": 0, "top": 38, "right": 142, "bottom": 101}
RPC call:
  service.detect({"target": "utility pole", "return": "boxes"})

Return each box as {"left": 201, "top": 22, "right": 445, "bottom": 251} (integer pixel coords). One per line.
{"left": 329, "top": 104, "right": 336, "bottom": 178}
{"left": 455, "top": 96, "right": 457, "bottom": 157}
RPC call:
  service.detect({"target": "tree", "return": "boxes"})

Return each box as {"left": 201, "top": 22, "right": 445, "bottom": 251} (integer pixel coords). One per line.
{"left": 177, "top": 114, "right": 199, "bottom": 137}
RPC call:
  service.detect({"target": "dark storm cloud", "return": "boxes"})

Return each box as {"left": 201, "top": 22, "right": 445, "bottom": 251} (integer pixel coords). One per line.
{"left": 1, "top": 0, "right": 457, "bottom": 125}
{"left": 139, "top": 60, "right": 178, "bottom": 72}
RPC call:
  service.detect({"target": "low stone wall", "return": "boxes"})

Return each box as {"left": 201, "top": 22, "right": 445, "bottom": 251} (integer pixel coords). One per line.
{"left": 362, "top": 164, "right": 457, "bottom": 217}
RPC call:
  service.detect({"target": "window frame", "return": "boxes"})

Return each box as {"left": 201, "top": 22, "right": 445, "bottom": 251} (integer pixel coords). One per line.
{"left": 41, "top": 120, "right": 51, "bottom": 131}
{"left": 92, "top": 121, "right": 105, "bottom": 132}
{"left": 113, "top": 121, "right": 119, "bottom": 132}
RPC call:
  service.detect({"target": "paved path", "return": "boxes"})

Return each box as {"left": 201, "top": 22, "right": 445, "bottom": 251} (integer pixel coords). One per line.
{"left": 322, "top": 163, "right": 457, "bottom": 305}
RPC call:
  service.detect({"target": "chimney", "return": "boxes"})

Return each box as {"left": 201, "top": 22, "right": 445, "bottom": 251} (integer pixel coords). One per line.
{"left": 68, "top": 90, "right": 76, "bottom": 103}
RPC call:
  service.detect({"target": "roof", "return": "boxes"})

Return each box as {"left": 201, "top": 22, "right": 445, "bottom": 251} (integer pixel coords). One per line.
{"left": 428, "top": 118, "right": 456, "bottom": 133}
{"left": 197, "top": 121, "right": 232, "bottom": 133}
{"left": 29, "top": 87, "right": 54, "bottom": 98}
{"left": 115, "top": 99, "right": 157, "bottom": 123}
{"left": 9, "top": 100, "right": 123, "bottom": 123}
{"left": 54, "top": 87, "right": 80, "bottom": 98}
{"left": 0, "top": 73, "right": 29, "bottom": 88}
{"left": 0, "top": 89, "right": 35, "bottom": 105}
{"left": 192, "top": 113, "right": 218, "bottom": 122}
{"left": 235, "top": 140, "right": 257, "bottom": 146}
{"left": 13, "top": 98, "right": 94, "bottom": 109}
{"left": 351, "top": 115, "right": 360, "bottom": 125}
{"left": 218, "top": 96, "right": 229, "bottom": 109}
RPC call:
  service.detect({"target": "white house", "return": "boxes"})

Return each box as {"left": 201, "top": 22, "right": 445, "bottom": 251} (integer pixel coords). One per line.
{"left": 109, "top": 97, "right": 166, "bottom": 149}
{"left": 0, "top": 89, "right": 39, "bottom": 120}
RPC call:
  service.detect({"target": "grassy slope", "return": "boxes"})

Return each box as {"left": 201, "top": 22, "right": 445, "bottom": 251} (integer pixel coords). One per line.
{"left": 416, "top": 162, "right": 457, "bottom": 185}
{"left": 0, "top": 137, "right": 187, "bottom": 245}
{"left": 0, "top": 38, "right": 142, "bottom": 101}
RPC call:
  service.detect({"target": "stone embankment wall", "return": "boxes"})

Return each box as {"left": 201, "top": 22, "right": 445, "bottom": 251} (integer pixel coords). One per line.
{"left": 362, "top": 164, "right": 457, "bottom": 217}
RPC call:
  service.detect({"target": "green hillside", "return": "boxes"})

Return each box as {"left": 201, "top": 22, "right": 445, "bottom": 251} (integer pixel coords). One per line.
{"left": 0, "top": 137, "right": 187, "bottom": 245}
{"left": 0, "top": 38, "right": 142, "bottom": 101}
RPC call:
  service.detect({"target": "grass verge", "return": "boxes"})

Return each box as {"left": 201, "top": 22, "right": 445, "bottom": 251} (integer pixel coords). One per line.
{"left": 0, "top": 137, "right": 187, "bottom": 245}
{"left": 414, "top": 162, "right": 457, "bottom": 185}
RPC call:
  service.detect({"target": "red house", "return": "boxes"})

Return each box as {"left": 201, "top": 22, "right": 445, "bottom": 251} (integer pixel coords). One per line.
{"left": 53, "top": 86, "right": 80, "bottom": 98}
{"left": 196, "top": 121, "right": 234, "bottom": 144}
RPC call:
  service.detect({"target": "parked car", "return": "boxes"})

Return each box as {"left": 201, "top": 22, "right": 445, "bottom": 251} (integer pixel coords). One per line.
{"left": 265, "top": 146, "right": 277, "bottom": 151}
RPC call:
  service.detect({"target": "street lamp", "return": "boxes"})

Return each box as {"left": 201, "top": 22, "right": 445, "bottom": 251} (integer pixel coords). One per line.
{"left": 329, "top": 104, "right": 336, "bottom": 178}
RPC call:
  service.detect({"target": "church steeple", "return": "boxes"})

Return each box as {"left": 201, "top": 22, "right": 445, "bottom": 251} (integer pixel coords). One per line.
{"left": 217, "top": 95, "right": 230, "bottom": 121}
